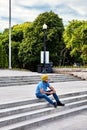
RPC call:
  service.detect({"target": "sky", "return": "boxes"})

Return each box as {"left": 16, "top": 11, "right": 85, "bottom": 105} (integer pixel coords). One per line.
{"left": 0, "top": 0, "right": 87, "bottom": 32}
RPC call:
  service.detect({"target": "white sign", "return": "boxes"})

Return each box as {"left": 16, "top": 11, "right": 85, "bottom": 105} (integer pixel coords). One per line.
{"left": 41, "top": 51, "right": 49, "bottom": 64}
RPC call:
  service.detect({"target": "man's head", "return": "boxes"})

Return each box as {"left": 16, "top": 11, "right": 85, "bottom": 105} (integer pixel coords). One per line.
{"left": 41, "top": 74, "right": 48, "bottom": 82}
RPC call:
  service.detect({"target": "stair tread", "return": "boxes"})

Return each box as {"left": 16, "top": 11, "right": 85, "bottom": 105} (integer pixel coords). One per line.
{"left": 0, "top": 102, "right": 46, "bottom": 113}
{"left": 0, "top": 91, "right": 87, "bottom": 107}
{"left": 0, "top": 107, "right": 53, "bottom": 122}
{"left": 1, "top": 105, "right": 87, "bottom": 130}
{"left": 0, "top": 99, "right": 87, "bottom": 122}
{"left": 66, "top": 99, "right": 87, "bottom": 105}
{"left": 0, "top": 94, "right": 87, "bottom": 114}
{"left": 62, "top": 94, "right": 87, "bottom": 100}
{"left": 0, "top": 74, "right": 83, "bottom": 87}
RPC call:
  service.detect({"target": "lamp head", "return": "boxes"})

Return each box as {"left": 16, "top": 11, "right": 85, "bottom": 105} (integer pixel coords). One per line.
{"left": 43, "top": 24, "right": 47, "bottom": 30}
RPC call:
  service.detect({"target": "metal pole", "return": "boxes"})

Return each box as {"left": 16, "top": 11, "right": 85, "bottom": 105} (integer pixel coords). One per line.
{"left": 9, "top": 0, "right": 11, "bottom": 69}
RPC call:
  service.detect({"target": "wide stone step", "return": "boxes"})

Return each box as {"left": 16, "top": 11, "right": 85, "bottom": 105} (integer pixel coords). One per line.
{"left": 0, "top": 99, "right": 87, "bottom": 128}
{"left": 0, "top": 91, "right": 87, "bottom": 109}
{"left": 1, "top": 105, "right": 87, "bottom": 130}
{"left": 0, "top": 102, "right": 47, "bottom": 118}
{"left": 0, "top": 94, "right": 87, "bottom": 118}
{"left": 0, "top": 74, "right": 82, "bottom": 87}
{"left": 62, "top": 94, "right": 87, "bottom": 103}
{"left": 0, "top": 91, "right": 87, "bottom": 129}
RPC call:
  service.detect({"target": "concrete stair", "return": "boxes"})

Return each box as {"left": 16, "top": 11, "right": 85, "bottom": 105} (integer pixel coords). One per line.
{"left": 0, "top": 74, "right": 83, "bottom": 87}
{"left": 0, "top": 91, "right": 87, "bottom": 130}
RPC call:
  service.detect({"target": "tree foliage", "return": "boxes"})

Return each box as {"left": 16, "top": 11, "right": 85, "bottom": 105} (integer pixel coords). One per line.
{"left": 11, "top": 22, "right": 32, "bottom": 68}
{"left": 18, "top": 11, "right": 65, "bottom": 71}
{"left": 63, "top": 20, "right": 87, "bottom": 64}
{"left": 0, "top": 22, "right": 31, "bottom": 68}
{"left": 0, "top": 42, "right": 8, "bottom": 68}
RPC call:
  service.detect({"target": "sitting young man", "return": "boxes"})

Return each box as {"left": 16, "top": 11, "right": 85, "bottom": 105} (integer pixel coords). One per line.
{"left": 35, "top": 74, "right": 65, "bottom": 108}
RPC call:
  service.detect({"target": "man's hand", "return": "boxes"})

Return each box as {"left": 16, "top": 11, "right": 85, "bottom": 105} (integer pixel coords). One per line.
{"left": 50, "top": 91, "right": 55, "bottom": 94}
{"left": 44, "top": 91, "right": 54, "bottom": 95}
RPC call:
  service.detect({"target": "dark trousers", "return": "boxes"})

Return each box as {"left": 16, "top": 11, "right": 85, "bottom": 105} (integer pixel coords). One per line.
{"left": 36, "top": 90, "right": 60, "bottom": 105}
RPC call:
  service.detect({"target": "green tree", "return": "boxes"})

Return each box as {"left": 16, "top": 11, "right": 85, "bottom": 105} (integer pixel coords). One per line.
{"left": 63, "top": 20, "right": 87, "bottom": 65}
{"left": 11, "top": 22, "right": 32, "bottom": 68}
{"left": 0, "top": 32, "right": 8, "bottom": 68}
{"left": 1, "top": 22, "right": 32, "bottom": 68}
{"left": 19, "top": 11, "right": 65, "bottom": 71}
{"left": 0, "top": 42, "right": 8, "bottom": 68}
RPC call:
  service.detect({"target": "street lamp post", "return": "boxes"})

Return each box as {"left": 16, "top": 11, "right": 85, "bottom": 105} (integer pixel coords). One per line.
{"left": 9, "top": 0, "right": 11, "bottom": 69}
{"left": 42, "top": 24, "right": 47, "bottom": 73}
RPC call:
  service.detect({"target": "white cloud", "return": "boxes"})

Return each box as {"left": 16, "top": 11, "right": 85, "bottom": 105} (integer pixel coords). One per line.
{"left": 67, "top": 0, "right": 87, "bottom": 15}
{"left": 0, "top": 0, "right": 87, "bottom": 32}
{"left": 16, "top": 0, "right": 60, "bottom": 7}
{"left": 0, "top": 1, "right": 9, "bottom": 17}
{"left": 0, "top": 20, "right": 8, "bottom": 31}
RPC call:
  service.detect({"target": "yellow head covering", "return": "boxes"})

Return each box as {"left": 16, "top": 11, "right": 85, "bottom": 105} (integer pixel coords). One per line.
{"left": 41, "top": 74, "right": 48, "bottom": 81}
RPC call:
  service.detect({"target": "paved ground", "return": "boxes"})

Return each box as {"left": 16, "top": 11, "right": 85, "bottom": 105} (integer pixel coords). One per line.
{"left": 0, "top": 69, "right": 41, "bottom": 77}
{"left": 0, "top": 69, "right": 87, "bottom": 130}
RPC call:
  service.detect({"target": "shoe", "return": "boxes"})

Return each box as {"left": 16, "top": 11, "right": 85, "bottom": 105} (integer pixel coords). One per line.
{"left": 57, "top": 101, "right": 65, "bottom": 106}
{"left": 53, "top": 102, "right": 57, "bottom": 108}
